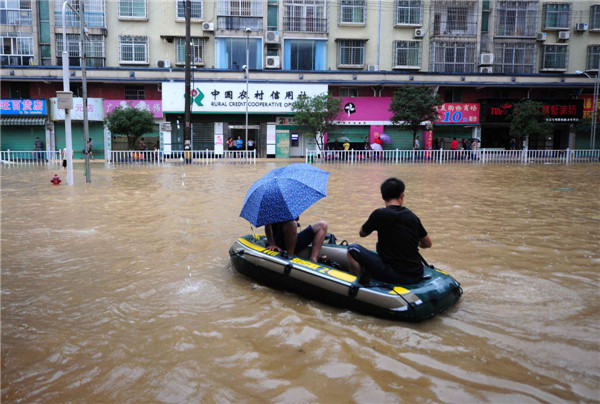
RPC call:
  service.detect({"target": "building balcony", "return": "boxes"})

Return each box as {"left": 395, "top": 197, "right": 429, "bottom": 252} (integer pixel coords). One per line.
{"left": 283, "top": 17, "right": 327, "bottom": 33}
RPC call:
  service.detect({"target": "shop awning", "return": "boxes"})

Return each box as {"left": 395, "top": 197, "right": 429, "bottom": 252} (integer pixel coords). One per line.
{"left": 0, "top": 117, "right": 46, "bottom": 126}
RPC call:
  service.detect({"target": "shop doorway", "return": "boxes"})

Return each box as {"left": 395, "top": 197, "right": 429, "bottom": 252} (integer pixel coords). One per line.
{"left": 230, "top": 126, "right": 259, "bottom": 152}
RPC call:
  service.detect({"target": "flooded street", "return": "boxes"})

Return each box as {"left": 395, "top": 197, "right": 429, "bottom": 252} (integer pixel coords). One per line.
{"left": 2, "top": 161, "right": 599, "bottom": 403}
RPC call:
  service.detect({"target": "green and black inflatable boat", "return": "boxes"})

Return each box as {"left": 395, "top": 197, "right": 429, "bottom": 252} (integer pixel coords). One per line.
{"left": 229, "top": 234, "right": 462, "bottom": 322}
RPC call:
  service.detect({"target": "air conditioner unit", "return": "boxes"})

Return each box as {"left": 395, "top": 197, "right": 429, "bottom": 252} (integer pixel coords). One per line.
{"left": 414, "top": 28, "right": 425, "bottom": 38}
{"left": 265, "top": 31, "right": 280, "bottom": 43}
{"left": 479, "top": 53, "right": 494, "bottom": 65}
{"left": 202, "top": 22, "right": 214, "bottom": 31}
{"left": 265, "top": 55, "right": 280, "bottom": 69}
{"left": 367, "top": 64, "right": 379, "bottom": 71}
{"left": 537, "top": 32, "right": 547, "bottom": 41}
{"left": 479, "top": 66, "right": 493, "bottom": 74}
{"left": 558, "top": 31, "right": 570, "bottom": 40}
{"left": 156, "top": 59, "right": 171, "bottom": 68}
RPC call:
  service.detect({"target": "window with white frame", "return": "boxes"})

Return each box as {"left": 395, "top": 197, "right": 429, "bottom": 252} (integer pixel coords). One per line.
{"left": 177, "top": 0, "right": 203, "bottom": 19}
{"left": 284, "top": 0, "right": 327, "bottom": 32}
{"left": 217, "top": 0, "right": 263, "bottom": 30}
{"left": 339, "top": 87, "right": 358, "bottom": 97}
{"left": 395, "top": 0, "right": 421, "bottom": 25}
{"left": 55, "top": 33, "right": 105, "bottom": 67}
{"left": 432, "top": 1, "right": 478, "bottom": 36}
{"left": 494, "top": 41, "right": 535, "bottom": 74}
{"left": 1, "top": 32, "right": 33, "bottom": 66}
{"left": 176, "top": 37, "right": 205, "bottom": 64}
{"left": 118, "top": 0, "right": 146, "bottom": 18}
{"left": 431, "top": 40, "right": 477, "bottom": 73}
{"left": 1, "top": 0, "right": 32, "bottom": 25}
{"left": 591, "top": 5, "right": 600, "bottom": 30}
{"left": 339, "top": 0, "right": 365, "bottom": 24}
{"left": 495, "top": 1, "right": 538, "bottom": 37}
{"left": 394, "top": 40, "right": 420, "bottom": 67}
{"left": 543, "top": 3, "right": 570, "bottom": 29}
{"left": 119, "top": 35, "right": 148, "bottom": 64}
{"left": 54, "top": 0, "right": 105, "bottom": 27}
{"left": 587, "top": 45, "right": 600, "bottom": 71}
{"left": 541, "top": 44, "right": 568, "bottom": 70}
{"left": 338, "top": 40, "right": 364, "bottom": 66}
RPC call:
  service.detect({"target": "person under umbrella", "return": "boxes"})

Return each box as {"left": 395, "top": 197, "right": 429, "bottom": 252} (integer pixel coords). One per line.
{"left": 240, "top": 164, "right": 329, "bottom": 263}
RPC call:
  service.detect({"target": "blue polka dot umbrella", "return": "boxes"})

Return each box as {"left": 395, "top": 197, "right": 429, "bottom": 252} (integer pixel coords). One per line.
{"left": 240, "top": 163, "right": 330, "bottom": 228}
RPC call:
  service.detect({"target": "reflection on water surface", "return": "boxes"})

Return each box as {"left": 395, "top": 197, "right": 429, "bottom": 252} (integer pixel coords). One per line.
{"left": 1, "top": 162, "right": 599, "bottom": 402}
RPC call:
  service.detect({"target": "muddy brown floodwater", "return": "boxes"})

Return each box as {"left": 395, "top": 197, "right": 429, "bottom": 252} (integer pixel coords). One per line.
{"left": 1, "top": 161, "right": 599, "bottom": 403}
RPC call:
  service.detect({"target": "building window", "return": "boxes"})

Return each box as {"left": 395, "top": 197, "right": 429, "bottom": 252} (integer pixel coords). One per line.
{"left": 444, "top": 88, "right": 462, "bottom": 102}
{"left": 176, "top": 0, "right": 203, "bottom": 19}
{"left": 494, "top": 41, "right": 535, "bottom": 74}
{"left": 54, "top": 0, "right": 105, "bottom": 28}
{"left": 587, "top": 45, "right": 600, "bottom": 71}
{"left": 395, "top": 0, "right": 421, "bottom": 25}
{"left": 283, "top": 39, "right": 327, "bottom": 70}
{"left": 215, "top": 37, "right": 261, "bottom": 69}
{"left": 431, "top": 40, "right": 477, "bottom": 73}
{"left": 339, "top": 87, "right": 358, "bottom": 97}
{"left": 543, "top": 3, "right": 570, "bottom": 30}
{"left": 1, "top": 0, "right": 32, "bottom": 25}
{"left": 118, "top": 0, "right": 146, "bottom": 18}
{"left": 541, "top": 44, "right": 568, "bottom": 70}
{"left": 591, "top": 5, "right": 600, "bottom": 30}
{"left": 338, "top": 40, "right": 364, "bottom": 66}
{"left": 339, "top": 0, "right": 365, "bottom": 24}
{"left": 176, "top": 37, "right": 204, "bottom": 65}
{"left": 124, "top": 86, "right": 145, "bottom": 99}
{"left": 283, "top": 0, "right": 327, "bottom": 32}
{"left": 55, "top": 34, "right": 105, "bottom": 67}
{"left": 432, "top": 1, "right": 477, "bottom": 36}
{"left": 1, "top": 32, "right": 33, "bottom": 66}
{"left": 394, "top": 40, "right": 420, "bottom": 67}
{"left": 119, "top": 35, "right": 148, "bottom": 64}
{"left": 495, "top": 1, "right": 538, "bottom": 37}
{"left": 217, "top": 0, "right": 263, "bottom": 30}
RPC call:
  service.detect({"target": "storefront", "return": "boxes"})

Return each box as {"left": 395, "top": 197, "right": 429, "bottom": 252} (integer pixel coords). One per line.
{"left": 161, "top": 82, "right": 328, "bottom": 157}
{"left": 50, "top": 97, "right": 106, "bottom": 159}
{"left": 330, "top": 98, "right": 480, "bottom": 150}
{"left": 104, "top": 100, "right": 163, "bottom": 152}
{"left": 479, "top": 99, "right": 584, "bottom": 150}
{"left": 0, "top": 99, "right": 49, "bottom": 152}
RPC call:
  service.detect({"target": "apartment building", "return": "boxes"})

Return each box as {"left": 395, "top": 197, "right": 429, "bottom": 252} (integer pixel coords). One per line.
{"left": 1, "top": 0, "right": 598, "bottom": 156}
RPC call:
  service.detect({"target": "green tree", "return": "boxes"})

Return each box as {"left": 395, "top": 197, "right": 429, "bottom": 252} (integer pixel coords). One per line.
{"left": 508, "top": 99, "right": 553, "bottom": 145}
{"left": 105, "top": 106, "right": 156, "bottom": 150}
{"left": 291, "top": 93, "right": 342, "bottom": 150}
{"left": 389, "top": 85, "right": 443, "bottom": 146}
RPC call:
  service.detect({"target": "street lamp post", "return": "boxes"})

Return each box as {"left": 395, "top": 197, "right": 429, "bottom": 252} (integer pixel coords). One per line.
{"left": 244, "top": 27, "right": 251, "bottom": 154}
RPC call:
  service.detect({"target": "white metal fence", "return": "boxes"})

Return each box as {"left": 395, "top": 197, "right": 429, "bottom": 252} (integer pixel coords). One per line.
{"left": 107, "top": 149, "right": 256, "bottom": 166}
{"left": 1, "top": 150, "right": 62, "bottom": 165}
{"left": 306, "top": 149, "right": 600, "bottom": 165}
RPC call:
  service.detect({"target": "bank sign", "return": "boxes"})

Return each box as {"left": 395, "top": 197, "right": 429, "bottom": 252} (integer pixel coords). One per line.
{"left": 162, "top": 82, "right": 328, "bottom": 114}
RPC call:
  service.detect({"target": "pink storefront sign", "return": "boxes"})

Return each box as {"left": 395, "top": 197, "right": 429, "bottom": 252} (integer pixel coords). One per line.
{"left": 104, "top": 100, "right": 163, "bottom": 118}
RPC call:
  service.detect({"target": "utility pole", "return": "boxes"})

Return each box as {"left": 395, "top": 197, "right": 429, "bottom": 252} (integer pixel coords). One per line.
{"left": 80, "top": 1, "right": 91, "bottom": 182}
{"left": 183, "top": 0, "right": 192, "bottom": 160}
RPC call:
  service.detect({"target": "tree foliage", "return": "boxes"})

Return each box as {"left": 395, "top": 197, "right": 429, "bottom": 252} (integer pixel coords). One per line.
{"left": 389, "top": 85, "right": 443, "bottom": 143}
{"left": 508, "top": 99, "right": 553, "bottom": 141}
{"left": 291, "top": 93, "right": 342, "bottom": 150}
{"left": 105, "top": 106, "right": 156, "bottom": 149}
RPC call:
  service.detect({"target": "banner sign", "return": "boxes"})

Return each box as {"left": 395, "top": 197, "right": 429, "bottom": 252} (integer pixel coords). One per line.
{"left": 104, "top": 100, "right": 162, "bottom": 118}
{"left": 162, "top": 82, "right": 328, "bottom": 114}
{"left": 1, "top": 99, "right": 46, "bottom": 115}
{"left": 482, "top": 99, "right": 583, "bottom": 123}
{"left": 581, "top": 95, "right": 600, "bottom": 119}
{"left": 333, "top": 98, "right": 480, "bottom": 125}
{"left": 49, "top": 98, "right": 104, "bottom": 121}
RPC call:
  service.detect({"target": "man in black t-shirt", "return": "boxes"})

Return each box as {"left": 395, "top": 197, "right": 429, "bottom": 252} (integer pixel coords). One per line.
{"left": 347, "top": 177, "right": 432, "bottom": 284}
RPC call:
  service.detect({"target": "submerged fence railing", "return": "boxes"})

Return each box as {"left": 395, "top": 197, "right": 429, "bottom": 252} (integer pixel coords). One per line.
{"left": 0, "top": 149, "right": 256, "bottom": 166}
{"left": 306, "top": 148, "right": 600, "bottom": 165}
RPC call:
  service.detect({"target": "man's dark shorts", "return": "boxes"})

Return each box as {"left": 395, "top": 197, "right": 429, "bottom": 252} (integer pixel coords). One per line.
{"left": 347, "top": 243, "right": 423, "bottom": 285}
{"left": 274, "top": 224, "right": 315, "bottom": 254}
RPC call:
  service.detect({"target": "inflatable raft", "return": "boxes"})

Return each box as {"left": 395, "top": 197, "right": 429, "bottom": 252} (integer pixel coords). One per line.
{"left": 229, "top": 234, "right": 462, "bottom": 322}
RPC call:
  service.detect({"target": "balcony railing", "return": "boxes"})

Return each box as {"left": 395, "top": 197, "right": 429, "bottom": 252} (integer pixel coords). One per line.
{"left": 217, "top": 16, "right": 262, "bottom": 30}
{"left": 283, "top": 16, "right": 327, "bottom": 32}
{"left": 0, "top": 9, "right": 32, "bottom": 25}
